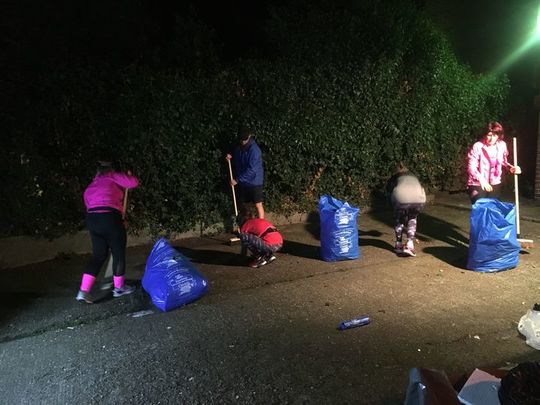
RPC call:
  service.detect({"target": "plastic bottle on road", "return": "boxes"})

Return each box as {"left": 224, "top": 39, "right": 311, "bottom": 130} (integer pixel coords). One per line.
{"left": 338, "top": 315, "right": 370, "bottom": 330}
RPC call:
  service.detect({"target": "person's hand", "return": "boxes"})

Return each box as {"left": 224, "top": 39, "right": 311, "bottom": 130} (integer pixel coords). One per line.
{"left": 230, "top": 179, "right": 237, "bottom": 186}
{"left": 123, "top": 218, "right": 129, "bottom": 229}
{"left": 510, "top": 165, "right": 521, "bottom": 175}
{"left": 127, "top": 170, "right": 132, "bottom": 176}
{"left": 225, "top": 154, "right": 232, "bottom": 161}
{"left": 479, "top": 178, "right": 493, "bottom": 192}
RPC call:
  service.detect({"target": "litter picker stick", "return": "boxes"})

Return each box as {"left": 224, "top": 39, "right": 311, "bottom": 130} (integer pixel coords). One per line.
{"left": 103, "top": 189, "right": 130, "bottom": 279}
{"left": 227, "top": 159, "right": 240, "bottom": 244}
{"left": 512, "top": 137, "right": 533, "bottom": 249}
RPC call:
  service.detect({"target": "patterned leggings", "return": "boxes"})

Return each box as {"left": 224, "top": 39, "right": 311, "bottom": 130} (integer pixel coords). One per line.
{"left": 393, "top": 203, "right": 424, "bottom": 242}
{"left": 239, "top": 233, "right": 282, "bottom": 257}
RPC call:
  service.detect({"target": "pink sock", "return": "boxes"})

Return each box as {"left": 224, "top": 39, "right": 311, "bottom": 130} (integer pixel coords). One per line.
{"left": 80, "top": 274, "right": 96, "bottom": 292}
{"left": 113, "top": 276, "right": 124, "bottom": 289}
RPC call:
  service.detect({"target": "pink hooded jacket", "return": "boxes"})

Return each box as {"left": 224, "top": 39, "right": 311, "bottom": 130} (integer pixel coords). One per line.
{"left": 467, "top": 140, "right": 509, "bottom": 186}
{"left": 83, "top": 172, "right": 139, "bottom": 214}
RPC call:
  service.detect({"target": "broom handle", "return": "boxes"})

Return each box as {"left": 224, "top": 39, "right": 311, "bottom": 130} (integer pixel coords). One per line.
{"left": 227, "top": 159, "right": 238, "bottom": 217}
{"left": 122, "top": 188, "right": 129, "bottom": 220}
{"left": 513, "top": 137, "right": 520, "bottom": 236}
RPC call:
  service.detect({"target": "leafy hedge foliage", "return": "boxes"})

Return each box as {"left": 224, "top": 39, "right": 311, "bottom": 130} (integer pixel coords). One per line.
{"left": 1, "top": 2, "right": 508, "bottom": 237}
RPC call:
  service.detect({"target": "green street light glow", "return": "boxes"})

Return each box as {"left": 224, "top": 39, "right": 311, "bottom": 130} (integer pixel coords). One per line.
{"left": 493, "top": 6, "right": 540, "bottom": 74}
{"left": 537, "top": 5, "right": 540, "bottom": 38}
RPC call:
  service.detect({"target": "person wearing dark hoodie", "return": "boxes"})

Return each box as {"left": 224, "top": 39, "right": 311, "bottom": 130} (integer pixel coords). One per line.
{"left": 386, "top": 163, "right": 426, "bottom": 257}
{"left": 225, "top": 125, "right": 265, "bottom": 221}
{"left": 77, "top": 160, "right": 139, "bottom": 303}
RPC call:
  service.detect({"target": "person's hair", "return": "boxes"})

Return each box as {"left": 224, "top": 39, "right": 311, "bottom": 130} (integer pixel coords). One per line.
{"left": 486, "top": 121, "right": 504, "bottom": 140}
{"left": 395, "top": 162, "right": 408, "bottom": 173}
{"left": 237, "top": 125, "right": 253, "bottom": 142}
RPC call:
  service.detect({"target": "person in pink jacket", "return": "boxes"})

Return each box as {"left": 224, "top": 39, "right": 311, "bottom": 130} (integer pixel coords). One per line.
{"left": 76, "top": 161, "right": 140, "bottom": 303}
{"left": 467, "top": 121, "right": 521, "bottom": 204}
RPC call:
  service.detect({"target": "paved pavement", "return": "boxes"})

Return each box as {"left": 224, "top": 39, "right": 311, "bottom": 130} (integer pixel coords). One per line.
{"left": 1, "top": 194, "right": 540, "bottom": 404}
{"left": 433, "top": 190, "right": 540, "bottom": 223}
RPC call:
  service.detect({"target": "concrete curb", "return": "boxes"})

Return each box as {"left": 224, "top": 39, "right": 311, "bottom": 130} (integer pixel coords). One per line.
{"left": 1, "top": 196, "right": 536, "bottom": 269}
{"left": 0, "top": 213, "right": 311, "bottom": 270}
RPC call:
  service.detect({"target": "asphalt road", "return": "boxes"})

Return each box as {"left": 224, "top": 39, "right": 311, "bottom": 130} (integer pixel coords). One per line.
{"left": 1, "top": 203, "right": 540, "bottom": 404}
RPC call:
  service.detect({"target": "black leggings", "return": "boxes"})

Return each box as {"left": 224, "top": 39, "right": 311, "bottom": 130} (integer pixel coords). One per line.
{"left": 85, "top": 212, "right": 127, "bottom": 277}
{"left": 468, "top": 184, "right": 501, "bottom": 204}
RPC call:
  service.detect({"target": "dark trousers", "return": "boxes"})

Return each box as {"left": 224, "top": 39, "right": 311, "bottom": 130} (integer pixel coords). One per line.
{"left": 85, "top": 212, "right": 127, "bottom": 277}
{"left": 467, "top": 184, "right": 502, "bottom": 204}
{"left": 239, "top": 232, "right": 281, "bottom": 257}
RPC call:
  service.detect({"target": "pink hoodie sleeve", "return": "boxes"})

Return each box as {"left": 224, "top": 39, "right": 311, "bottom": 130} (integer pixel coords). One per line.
{"left": 111, "top": 172, "right": 140, "bottom": 189}
{"left": 467, "top": 143, "right": 482, "bottom": 183}
{"left": 501, "top": 141, "right": 510, "bottom": 169}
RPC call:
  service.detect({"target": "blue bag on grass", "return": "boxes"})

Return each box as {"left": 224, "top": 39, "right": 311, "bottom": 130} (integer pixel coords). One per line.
{"left": 319, "top": 195, "right": 360, "bottom": 261}
{"left": 467, "top": 198, "right": 520, "bottom": 273}
{"left": 142, "top": 238, "right": 208, "bottom": 311}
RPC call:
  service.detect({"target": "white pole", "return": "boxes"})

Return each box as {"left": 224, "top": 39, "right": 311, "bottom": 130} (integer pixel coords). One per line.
{"left": 513, "top": 137, "right": 521, "bottom": 236}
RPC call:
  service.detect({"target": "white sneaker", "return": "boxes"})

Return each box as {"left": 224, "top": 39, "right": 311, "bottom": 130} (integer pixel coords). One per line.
{"left": 76, "top": 290, "right": 94, "bottom": 304}
{"left": 266, "top": 254, "right": 277, "bottom": 264}
{"left": 403, "top": 241, "right": 416, "bottom": 257}
{"left": 113, "top": 284, "right": 136, "bottom": 297}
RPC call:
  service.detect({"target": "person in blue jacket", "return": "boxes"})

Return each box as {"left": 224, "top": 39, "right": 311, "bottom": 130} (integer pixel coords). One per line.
{"left": 226, "top": 126, "right": 265, "bottom": 220}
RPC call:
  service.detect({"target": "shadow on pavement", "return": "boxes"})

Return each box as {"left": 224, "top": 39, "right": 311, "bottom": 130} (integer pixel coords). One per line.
{"left": 178, "top": 246, "right": 248, "bottom": 267}
{"left": 418, "top": 213, "right": 469, "bottom": 248}
{"left": 423, "top": 246, "right": 469, "bottom": 270}
{"left": 360, "top": 237, "right": 395, "bottom": 253}
{"left": 304, "top": 211, "right": 320, "bottom": 240}
{"left": 369, "top": 210, "right": 469, "bottom": 248}
{"left": 0, "top": 257, "right": 81, "bottom": 328}
{"left": 281, "top": 240, "right": 320, "bottom": 259}
{"left": 0, "top": 292, "right": 40, "bottom": 328}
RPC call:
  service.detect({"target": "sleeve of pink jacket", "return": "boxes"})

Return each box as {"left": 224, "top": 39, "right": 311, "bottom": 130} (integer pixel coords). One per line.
{"left": 501, "top": 141, "right": 510, "bottom": 168}
{"left": 111, "top": 172, "right": 140, "bottom": 189}
{"left": 467, "top": 143, "right": 482, "bottom": 184}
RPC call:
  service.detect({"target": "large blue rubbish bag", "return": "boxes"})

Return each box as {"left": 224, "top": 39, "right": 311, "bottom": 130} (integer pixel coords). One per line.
{"left": 142, "top": 238, "right": 208, "bottom": 311}
{"left": 467, "top": 198, "right": 520, "bottom": 273}
{"left": 319, "top": 195, "right": 360, "bottom": 261}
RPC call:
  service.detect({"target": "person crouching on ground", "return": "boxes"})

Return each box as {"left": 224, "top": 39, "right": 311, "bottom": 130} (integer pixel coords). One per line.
{"left": 386, "top": 163, "right": 426, "bottom": 257}
{"left": 77, "top": 160, "right": 139, "bottom": 303}
{"left": 238, "top": 207, "right": 283, "bottom": 268}
{"left": 467, "top": 121, "right": 521, "bottom": 204}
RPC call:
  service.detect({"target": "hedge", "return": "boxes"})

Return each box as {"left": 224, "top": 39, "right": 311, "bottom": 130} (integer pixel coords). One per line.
{"left": 1, "top": 4, "right": 508, "bottom": 237}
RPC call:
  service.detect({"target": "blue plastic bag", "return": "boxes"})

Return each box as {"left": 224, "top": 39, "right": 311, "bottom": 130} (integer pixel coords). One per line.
{"left": 142, "top": 238, "right": 209, "bottom": 311}
{"left": 319, "top": 195, "right": 360, "bottom": 261}
{"left": 467, "top": 198, "right": 520, "bottom": 272}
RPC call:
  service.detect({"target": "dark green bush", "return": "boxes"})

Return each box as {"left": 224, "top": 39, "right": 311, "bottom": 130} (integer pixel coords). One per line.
{"left": 0, "top": 2, "right": 508, "bottom": 237}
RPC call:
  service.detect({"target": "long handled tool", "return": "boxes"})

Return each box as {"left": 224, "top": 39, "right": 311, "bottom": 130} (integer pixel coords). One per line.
{"left": 227, "top": 159, "right": 240, "bottom": 244}
{"left": 99, "top": 189, "right": 130, "bottom": 290}
{"left": 512, "top": 137, "right": 534, "bottom": 249}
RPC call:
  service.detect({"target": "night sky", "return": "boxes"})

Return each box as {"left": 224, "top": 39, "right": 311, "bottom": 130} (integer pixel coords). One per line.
{"left": 4, "top": 1, "right": 539, "bottom": 79}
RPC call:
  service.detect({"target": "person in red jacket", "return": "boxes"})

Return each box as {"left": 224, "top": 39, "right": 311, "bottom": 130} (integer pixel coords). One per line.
{"left": 239, "top": 211, "right": 283, "bottom": 268}
{"left": 77, "top": 160, "right": 139, "bottom": 303}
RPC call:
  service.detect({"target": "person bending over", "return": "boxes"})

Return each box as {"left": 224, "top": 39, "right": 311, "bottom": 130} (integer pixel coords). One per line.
{"left": 386, "top": 163, "right": 426, "bottom": 257}
{"left": 77, "top": 160, "right": 139, "bottom": 303}
{"left": 238, "top": 208, "right": 283, "bottom": 268}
